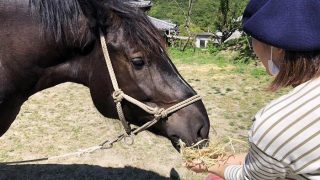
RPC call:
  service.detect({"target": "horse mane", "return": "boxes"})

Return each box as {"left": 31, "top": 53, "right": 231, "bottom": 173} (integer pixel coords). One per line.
{"left": 29, "top": 0, "right": 166, "bottom": 56}
{"left": 29, "top": 0, "right": 83, "bottom": 43}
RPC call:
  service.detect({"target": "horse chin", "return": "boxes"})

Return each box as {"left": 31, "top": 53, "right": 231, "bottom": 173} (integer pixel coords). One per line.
{"left": 169, "top": 136, "right": 182, "bottom": 152}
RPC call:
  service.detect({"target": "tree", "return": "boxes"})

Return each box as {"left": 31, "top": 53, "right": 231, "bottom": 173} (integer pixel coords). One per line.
{"left": 215, "top": 0, "right": 245, "bottom": 43}
{"left": 149, "top": 0, "right": 249, "bottom": 39}
{"left": 150, "top": 0, "right": 216, "bottom": 35}
{"left": 181, "top": 0, "right": 194, "bottom": 51}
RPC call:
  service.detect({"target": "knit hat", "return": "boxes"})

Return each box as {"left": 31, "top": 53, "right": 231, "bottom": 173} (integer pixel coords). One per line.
{"left": 242, "top": 0, "right": 320, "bottom": 51}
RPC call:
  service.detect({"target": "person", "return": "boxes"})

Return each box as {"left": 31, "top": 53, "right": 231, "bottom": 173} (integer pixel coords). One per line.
{"left": 185, "top": 0, "right": 320, "bottom": 179}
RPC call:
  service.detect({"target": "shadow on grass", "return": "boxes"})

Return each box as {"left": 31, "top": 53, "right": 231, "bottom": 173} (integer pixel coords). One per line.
{"left": 0, "top": 164, "right": 171, "bottom": 180}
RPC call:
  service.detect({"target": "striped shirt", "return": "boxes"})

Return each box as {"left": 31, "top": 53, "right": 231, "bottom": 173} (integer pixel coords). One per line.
{"left": 225, "top": 78, "right": 320, "bottom": 180}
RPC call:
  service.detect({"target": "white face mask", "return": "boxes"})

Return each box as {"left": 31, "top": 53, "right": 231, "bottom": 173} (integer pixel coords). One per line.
{"left": 268, "top": 47, "right": 280, "bottom": 76}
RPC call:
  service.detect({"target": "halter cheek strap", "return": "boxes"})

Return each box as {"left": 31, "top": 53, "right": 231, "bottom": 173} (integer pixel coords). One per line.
{"left": 99, "top": 29, "right": 202, "bottom": 136}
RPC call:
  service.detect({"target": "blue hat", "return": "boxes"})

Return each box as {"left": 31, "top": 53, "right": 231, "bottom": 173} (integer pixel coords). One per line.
{"left": 242, "top": 0, "right": 320, "bottom": 52}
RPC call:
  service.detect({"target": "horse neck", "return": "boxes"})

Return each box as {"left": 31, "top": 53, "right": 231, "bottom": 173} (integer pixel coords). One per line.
{"left": 28, "top": 13, "right": 99, "bottom": 93}
{"left": 29, "top": 43, "right": 94, "bottom": 93}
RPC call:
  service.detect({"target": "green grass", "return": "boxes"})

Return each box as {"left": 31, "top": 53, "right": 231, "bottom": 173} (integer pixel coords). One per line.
{"left": 168, "top": 48, "right": 237, "bottom": 66}
{"left": 168, "top": 47, "right": 291, "bottom": 137}
{"left": 251, "top": 67, "right": 268, "bottom": 77}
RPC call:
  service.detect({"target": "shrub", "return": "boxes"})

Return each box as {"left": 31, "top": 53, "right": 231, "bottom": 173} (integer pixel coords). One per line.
{"left": 208, "top": 35, "right": 256, "bottom": 64}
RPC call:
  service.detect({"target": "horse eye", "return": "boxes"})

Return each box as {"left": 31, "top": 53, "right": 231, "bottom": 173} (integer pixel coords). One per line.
{"left": 131, "top": 57, "right": 145, "bottom": 69}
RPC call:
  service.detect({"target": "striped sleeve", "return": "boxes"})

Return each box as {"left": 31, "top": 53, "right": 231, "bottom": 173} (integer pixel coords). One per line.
{"left": 225, "top": 79, "right": 320, "bottom": 179}
{"left": 224, "top": 143, "right": 288, "bottom": 180}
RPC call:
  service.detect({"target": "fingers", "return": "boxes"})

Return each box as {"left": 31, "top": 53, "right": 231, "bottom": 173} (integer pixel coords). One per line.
{"left": 183, "top": 161, "right": 208, "bottom": 173}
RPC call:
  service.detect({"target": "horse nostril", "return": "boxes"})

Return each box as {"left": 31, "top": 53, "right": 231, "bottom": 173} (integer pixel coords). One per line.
{"left": 197, "top": 128, "right": 203, "bottom": 142}
{"left": 197, "top": 125, "right": 209, "bottom": 141}
{"left": 193, "top": 126, "right": 209, "bottom": 148}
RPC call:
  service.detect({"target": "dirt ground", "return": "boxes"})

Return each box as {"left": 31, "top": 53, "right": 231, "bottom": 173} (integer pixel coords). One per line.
{"left": 0, "top": 63, "right": 286, "bottom": 180}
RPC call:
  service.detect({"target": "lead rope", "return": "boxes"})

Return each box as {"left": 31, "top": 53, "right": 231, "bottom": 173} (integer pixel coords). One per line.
{"left": 0, "top": 30, "right": 202, "bottom": 165}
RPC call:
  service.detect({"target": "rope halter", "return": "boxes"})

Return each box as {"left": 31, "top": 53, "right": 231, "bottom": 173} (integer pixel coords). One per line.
{"left": 153, "top": 107, "right": 167, "bottom": 120}
{"left": 112, "top": 90, "right": 124, "bottom": 103}
{"left": 99, "top": 29, "right": 202, "bottom": 138}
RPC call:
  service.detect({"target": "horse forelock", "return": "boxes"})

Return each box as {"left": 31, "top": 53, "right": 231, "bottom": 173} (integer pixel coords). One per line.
{"left": 100, "top": 0, "right": 167, "bottom": 58}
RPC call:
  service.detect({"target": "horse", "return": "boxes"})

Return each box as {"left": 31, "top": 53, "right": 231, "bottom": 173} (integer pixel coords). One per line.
{"left": 0, "top": 0, "right": 210, "bottom": 150}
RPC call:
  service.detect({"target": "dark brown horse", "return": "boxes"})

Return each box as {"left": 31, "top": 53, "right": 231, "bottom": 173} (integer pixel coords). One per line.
{"left": 0, "top": 0, "right": 210, "bottom": 149}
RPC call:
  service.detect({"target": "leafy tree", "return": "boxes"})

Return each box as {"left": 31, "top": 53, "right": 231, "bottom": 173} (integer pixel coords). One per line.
{"left": 149, "top": 0, "right": 248, "bottom": 36}
{"left": 214, "top": 0, "right": 248, "bottom": 42}
{"left": 149, "top": 0, "right": 216, "bottom": 35}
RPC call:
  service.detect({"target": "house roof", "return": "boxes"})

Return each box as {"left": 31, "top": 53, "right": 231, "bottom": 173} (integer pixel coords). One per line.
{"left": 148, "top": 16, "right": 177, "bottom": 31}
{"left": 224, "top": 30, "right": 243, "bottom": 42}
{"left": 124, "top": 1, "right": 178, "bottom": 31}
{"left": 125, "top": 0, "right": 153, "bottom": 8}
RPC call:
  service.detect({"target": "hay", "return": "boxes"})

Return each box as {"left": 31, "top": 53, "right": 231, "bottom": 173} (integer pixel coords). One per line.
{"left": 180, "top": 137, "right": 248, "bottom": 167}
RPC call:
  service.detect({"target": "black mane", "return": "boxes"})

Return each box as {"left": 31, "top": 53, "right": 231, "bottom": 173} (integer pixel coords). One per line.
{"left": 29, "top": 0, "right": 83, "bottom": 42}
{"left": 29, "top": 0, "right": 166, "bottom": 55}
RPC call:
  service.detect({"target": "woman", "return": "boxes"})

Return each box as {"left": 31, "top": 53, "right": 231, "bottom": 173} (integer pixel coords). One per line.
{"left": 186, "top": 0, "right": 320, "bottom": 179}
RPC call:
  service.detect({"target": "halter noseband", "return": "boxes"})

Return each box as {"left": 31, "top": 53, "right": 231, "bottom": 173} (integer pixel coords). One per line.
{"left": 99, "top": 30, "right": 202, "bottom": 137}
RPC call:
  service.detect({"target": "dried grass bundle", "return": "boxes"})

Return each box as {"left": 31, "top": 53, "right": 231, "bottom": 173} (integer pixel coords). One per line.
{"left": 180, "top": 137, "right": 248, "bottom": 167}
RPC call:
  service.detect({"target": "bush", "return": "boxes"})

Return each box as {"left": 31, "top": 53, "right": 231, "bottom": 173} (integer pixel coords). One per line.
{"left": 232, "top": 36, "right": 256, "bottom": 64}
{"left": 208, "top": 43, "right": 223, "bottom": 55}
{"left": 208, "top": 35, "right": 256, "bottom": 64}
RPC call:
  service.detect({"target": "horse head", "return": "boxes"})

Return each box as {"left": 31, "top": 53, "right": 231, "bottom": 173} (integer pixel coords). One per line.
{"left": 77, "top": 0, "right": 210, "bottom": 149}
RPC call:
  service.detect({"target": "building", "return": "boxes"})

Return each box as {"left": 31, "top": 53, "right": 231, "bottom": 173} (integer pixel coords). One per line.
{"left": 148, "top": 16, "right": 178, "bottom": 36}
{"left": 124, "top": 0, "right": 153, "bottom": 12}
{"left": 224, "top": 30, "right": 242, "bottom": 42}
{"left": 195, "top": 32, "right": 217, "bottom": 48}
{"left": 126, "top": 0, "right": 178, "bottom": 37}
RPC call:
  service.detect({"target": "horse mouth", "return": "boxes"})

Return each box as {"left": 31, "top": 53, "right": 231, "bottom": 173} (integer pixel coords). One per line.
{"left": 170, "top": 135, "right": 182, "bottom": 151}
{"left": 170, "top": 136, "right": 209, "bottom": 152}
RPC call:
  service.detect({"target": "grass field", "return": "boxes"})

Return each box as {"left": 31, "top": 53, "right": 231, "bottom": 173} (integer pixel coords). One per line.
{"left": 169, "top": 48, "right": 289, "bottom": 136}
{"left": 0, "top": 49, "right": 290, "bottom": 179}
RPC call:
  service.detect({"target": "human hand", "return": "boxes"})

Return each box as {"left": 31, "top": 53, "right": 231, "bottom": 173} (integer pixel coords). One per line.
{"left": 225, "top": 154, "right": 246, "bottom": 165}
{"left": 184, "top": 154, "right": 246, "bottom": 177}
{"left": 184, "top": 160, "right": 208, "bottom": 173}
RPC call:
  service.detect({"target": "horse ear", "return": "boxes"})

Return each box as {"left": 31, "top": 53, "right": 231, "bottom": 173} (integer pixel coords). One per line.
{"left": 77, "top": 0, "right": 99, "bottom": 27}
{"left": 77, "top": 0, "right": 113, "bottom": 31}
